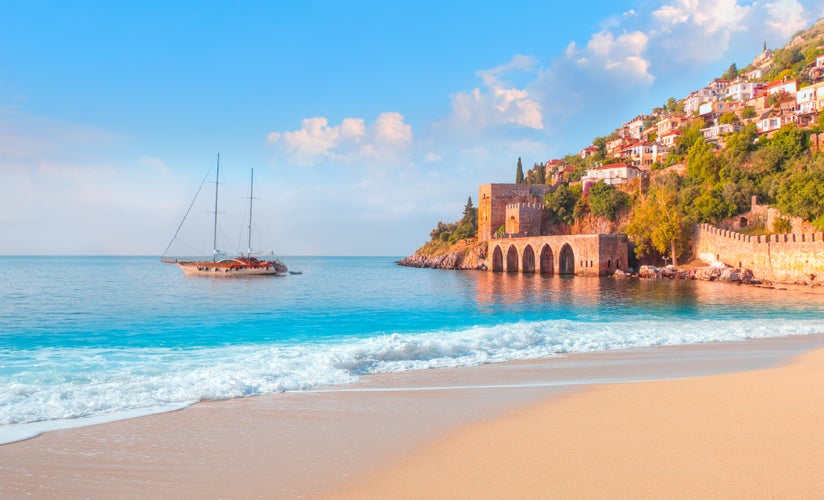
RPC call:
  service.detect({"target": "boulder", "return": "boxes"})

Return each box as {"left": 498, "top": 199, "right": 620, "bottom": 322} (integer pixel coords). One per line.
{"left": 718, "top": 269, "right": 741, "bottom": 282}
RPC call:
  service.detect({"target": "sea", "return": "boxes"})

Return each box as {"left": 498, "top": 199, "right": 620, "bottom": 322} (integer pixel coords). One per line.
{"left": 2, "top": 255, "right": 824, "bottom": 444}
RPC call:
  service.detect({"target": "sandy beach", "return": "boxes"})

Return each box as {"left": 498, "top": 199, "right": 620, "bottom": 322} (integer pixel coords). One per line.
{"left": 2, "top": 335, "right": 824, "bottom": 498}
{"left": 338, "top": 341, "right": 824, "bottom": 499}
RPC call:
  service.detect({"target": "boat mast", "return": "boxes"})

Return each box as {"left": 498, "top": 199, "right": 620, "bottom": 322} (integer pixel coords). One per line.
{"left": 212, "top": 153, "right": 220, "bottom": 262}
{"left": 247, "top": 168, "right": 254, "bottom": 256}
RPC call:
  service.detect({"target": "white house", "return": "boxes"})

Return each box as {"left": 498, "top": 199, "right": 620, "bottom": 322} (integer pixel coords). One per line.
{"left": 797, "top": 86, "right": 817, "bottom": 114}
{"left": 581, "top": 162, "right": 643, "bottom": 186}
{"left": 726, "top": 79, "right": 764, "bottom": 101}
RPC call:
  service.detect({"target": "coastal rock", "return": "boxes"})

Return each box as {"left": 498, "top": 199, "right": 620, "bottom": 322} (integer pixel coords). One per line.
{"left": 694, "top": 268, "right": 714, "bottom": 281}
{"left": 398, "top": 239, "right": 487, "bottom": 270}
{"left": 718, "top": 269, "right": 741, "bottom": 282}
{"left": 639, "top": 265, "right": 660, "bottom": 279}
{"left": 397, "top": 251, "right": 473, "bottom": 270}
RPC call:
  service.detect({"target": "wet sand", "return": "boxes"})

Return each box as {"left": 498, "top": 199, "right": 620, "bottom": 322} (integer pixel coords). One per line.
{"left": 2, "top": 335, "right": 824, "bottom": 498}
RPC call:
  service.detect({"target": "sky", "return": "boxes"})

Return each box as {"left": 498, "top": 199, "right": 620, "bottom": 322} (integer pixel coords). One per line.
{"left": 2, "top": 0, "right": 824, "bottom": 256}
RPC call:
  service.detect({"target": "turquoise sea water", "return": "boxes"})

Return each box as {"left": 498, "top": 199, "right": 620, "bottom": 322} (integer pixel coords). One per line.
{"left": 2, "top": 256, "right": 824, "bottom": 441}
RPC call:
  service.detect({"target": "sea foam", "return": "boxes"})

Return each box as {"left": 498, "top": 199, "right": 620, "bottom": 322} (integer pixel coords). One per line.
{"left": 2, "top": 316, "right": 823, "bottom": 443}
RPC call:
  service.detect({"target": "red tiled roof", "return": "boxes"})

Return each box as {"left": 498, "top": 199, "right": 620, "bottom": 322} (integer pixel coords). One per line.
{"left": 764, "top": 79, "right": 797, "bottom": 89}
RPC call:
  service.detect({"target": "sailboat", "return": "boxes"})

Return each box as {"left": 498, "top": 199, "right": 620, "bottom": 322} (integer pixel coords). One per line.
{"left": 162, "top": 154, "right": 288, "bottom": 277}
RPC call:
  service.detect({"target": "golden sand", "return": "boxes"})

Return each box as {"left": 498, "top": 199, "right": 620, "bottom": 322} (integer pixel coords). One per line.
{"left": 336, "top": 347, "right": 824, "bottom": 499}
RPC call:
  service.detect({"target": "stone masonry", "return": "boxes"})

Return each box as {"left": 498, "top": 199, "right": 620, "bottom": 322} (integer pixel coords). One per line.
{"left": 478, "top": 184, "right": 553, "bottom": 242}
{"left": 694, "top": 223, "right": 824, "bottom": 283}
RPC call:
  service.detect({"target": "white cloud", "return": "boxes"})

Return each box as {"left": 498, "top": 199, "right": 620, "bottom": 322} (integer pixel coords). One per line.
{"left": 439, "top": 55, "right": 543, "bottom": 133}
{"left": 765, "top": 0, "right": 808, "bottom": 39}
{"left": 576, "top": 30, "right": 653, "bottom": 82}
{"left": 266, "top": 113, "right": 413, "bottom": 166}
{"left": 372, "top": 112, "right": 412, "bottom": 146}
{"left": 648, "top": 0, "right": 750, "bottom": 63}
{"left": 424, "top": 152, "right": 442, "bottom": 163}
{"left": 266, "top": 117, "right": 342, "bottom": 166}
{"left": 477, "top": 54, "right": 537, "bottom": 87}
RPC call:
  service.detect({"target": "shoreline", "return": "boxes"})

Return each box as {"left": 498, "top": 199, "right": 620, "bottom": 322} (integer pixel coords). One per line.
{"left": 3, "top": 334, "right": 824, "bottom": 498}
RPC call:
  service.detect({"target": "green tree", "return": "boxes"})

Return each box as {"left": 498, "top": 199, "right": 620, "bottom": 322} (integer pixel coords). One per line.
{"left": 721, "top": 123, "right": 757, "bottom": 170}
{"left": 533, "top": 163, "right": 546, "bottom": 184}
{"left": 741, "top": 107, "right": 756, "bottom": 119}
{"left": 587, "top": 181, "right": 630, "bottom": 221}
{"left": 767, "top": 124, "right": 805, "bottom": 161}
{"left": 673, "top": 120, "right": 706, "bottom": 155}
{"left": 450, "top": 197, "right": 478, "bottom": 242}
{"left": 544, "top": 184, "right": 582, "bottom": 225}
{"left": 776, "top": 170, "right": 824, "bottom": 221}
{"left": 665, "top": 97, "right": 685, "bottom": 114}
{"left": 687, "top": 138, "right": 721, "bottom": 185}
{"left": 686, "top": 189, "right": 736, "bottom": 224}
{"left": 430, "top": 221, "right": 457, "bottom": 242}
{"left": 718, "top": 112, "right": 739, "bottom": 125}
{"left": 722, "top": 63, "right": 738, "bottom": 80}
{"left": 515, "top": 157, "right": 525, "bottom": 184}
{"left": 626, "top": 186, "right": 690, "bottom": 265}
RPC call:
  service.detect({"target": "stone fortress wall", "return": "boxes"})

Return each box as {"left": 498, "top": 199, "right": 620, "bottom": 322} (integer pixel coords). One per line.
{"left": 479, "top": 183, "right": 627, "bottom": 276}
{"left": 478, "top": 184, "right": 553, "bottom": 242}
{"left": 504, "top": 202, "right": 544, "bottom": 236}
{"left": 694, "top": 223, "right": 824, "bottom": 283}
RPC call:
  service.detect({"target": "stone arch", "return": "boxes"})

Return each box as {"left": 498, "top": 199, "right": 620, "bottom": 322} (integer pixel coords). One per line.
{"left": 539, "top": 244, "right": 553, "bottom": 275}
{"left": 559, "top": 243, "right": 575, "bottom": 275}
{"left": 491, "top": 245, "right": 504, "bottom": 272}
{"left": 506, "top": 245, "right": 519, "bottom": 272}
{"left": 522, "top": 245, "right": 536, "bottom": 273}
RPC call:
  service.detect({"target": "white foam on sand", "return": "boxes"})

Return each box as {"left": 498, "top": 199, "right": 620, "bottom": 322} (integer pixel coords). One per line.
{"left": 0, "top": 403, "right": 189, "bottom": 445}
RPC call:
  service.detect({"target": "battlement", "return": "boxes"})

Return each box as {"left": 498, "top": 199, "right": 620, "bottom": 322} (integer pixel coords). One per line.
{"left": 696, "top": 223, "right": 824, "bottom": 245}
{"left": 505, "top": 202, "right": 544, "bottom": 211}
{"left": 694, "top": 223, "right": 824, "bottom": 283}
{"left": 478, "top": 183, "right": 553, "bottom": 242}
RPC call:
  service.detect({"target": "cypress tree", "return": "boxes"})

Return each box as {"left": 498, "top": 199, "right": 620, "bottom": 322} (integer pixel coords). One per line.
{"left": 516, "top": 157, "right": 525, "bottom": 184}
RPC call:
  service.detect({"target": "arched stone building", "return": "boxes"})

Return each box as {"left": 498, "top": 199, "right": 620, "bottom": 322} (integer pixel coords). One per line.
{"left": 488, "top": 234, "right": 629, "bottom": 276}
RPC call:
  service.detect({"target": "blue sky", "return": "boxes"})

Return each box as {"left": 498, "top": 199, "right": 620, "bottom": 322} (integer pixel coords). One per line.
{"left": 2, "top": 0, "right": 823, "bottom": 256}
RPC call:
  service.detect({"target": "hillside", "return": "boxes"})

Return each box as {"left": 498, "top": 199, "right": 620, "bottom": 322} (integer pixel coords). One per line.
{"left": 404, "top": 19, "right": 824, "bottom": 268}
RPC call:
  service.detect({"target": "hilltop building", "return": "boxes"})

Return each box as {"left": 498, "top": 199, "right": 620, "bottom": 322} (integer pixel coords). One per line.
{"left": 581, "top": 162, "right": 643, "bottom": 187}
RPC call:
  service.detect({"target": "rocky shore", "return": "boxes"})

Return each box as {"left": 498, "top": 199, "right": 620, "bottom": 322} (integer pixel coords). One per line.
{"left": 616, "top": 265, "right": 759, "bottom": 284}
{"left": 618, "top": 264, "right": 820, "bottom": 287}
{"left": 397, "top": 252, "right": 485, "bottom": 270}
{"left": 397, "top": 238, "right": 487, "bottom": 270}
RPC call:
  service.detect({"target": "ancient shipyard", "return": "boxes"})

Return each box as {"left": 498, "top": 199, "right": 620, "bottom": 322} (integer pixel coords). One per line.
{"left": 479, "top": 183, "right": 629, "bottom": 276}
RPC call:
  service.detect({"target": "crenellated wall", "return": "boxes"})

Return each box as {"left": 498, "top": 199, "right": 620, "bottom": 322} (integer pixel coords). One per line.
{"left": 504, "top": 202, "right": 544, "bottom": 236}
{"left": 478, "top": 184, "right": 553, "bottom": 242}
{"left": 694, "top": 223, "right": 824, "bottom": 283}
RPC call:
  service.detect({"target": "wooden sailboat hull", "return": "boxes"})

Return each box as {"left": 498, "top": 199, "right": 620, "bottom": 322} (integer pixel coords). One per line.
{"left": 174, "top": 259, "right": 288, "bottom": 277}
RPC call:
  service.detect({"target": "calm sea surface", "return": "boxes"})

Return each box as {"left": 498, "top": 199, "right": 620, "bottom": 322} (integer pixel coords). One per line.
{"left": 2, "top": 256, "right": 824, "bottom": 441}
